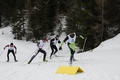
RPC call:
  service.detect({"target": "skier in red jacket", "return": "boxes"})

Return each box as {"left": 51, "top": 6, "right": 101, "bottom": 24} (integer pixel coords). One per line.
{"left": 4, "top": 43, "right": 18, "bottom": 62}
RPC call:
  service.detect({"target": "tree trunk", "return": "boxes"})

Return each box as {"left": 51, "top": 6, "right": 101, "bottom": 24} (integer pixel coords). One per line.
{"left": 0, "top": 12, "right": 1, "bottom": 27}
{"left": 25, "top": 0, "right": 32, "bottom": 41}
{"left": 101, "top": 0, "right": 104, "bottom": 42}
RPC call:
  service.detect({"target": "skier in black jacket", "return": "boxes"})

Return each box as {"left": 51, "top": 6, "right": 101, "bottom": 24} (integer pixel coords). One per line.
{"left": 50, "top": 35, "right": 61, "bottom": 59}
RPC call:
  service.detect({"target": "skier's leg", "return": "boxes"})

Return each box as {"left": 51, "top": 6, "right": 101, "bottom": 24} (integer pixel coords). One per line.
{"left": 28, "top": 51, "right": 39, "bottom": 64}
{"left": 53, "top": 45, "right": 58, "bottom": 55}
{"left": 70, "top": 49, "right": 75, "bottom": 64}
{"left": 7, "top": 50, "right": 10, "bottom": 62}
{"left": 50, "top": 45, "right": 54, "bottom": 58}
{"left": 28, "top": 55, "right": 36, "bottom": 64}
{"left": 11, "top": 50, "right": 17, "bottom": 62}
{"left": 68, "top": 44, "right": 75, "bottom": 64}
{"left": 39, "top": 49, "right": 47, "bottom": 61}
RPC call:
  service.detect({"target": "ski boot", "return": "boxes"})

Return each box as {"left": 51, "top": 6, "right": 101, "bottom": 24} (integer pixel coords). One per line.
{"left": 43, "top": 60, "right": 48, "bottom": 62}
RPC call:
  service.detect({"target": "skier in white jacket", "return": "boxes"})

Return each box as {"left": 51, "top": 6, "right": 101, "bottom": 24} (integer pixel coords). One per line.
{"left": 28, "top": 38, "right": 48, "bottom": 64}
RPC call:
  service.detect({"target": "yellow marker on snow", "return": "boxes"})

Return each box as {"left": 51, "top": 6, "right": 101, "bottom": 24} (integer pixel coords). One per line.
{"left": 56, "top": 66, "right": 84, "bottom": 75}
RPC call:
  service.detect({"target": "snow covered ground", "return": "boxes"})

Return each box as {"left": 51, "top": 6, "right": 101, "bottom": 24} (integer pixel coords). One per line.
{"left": 0, "top": 27, "right": 120, "bottom": 80}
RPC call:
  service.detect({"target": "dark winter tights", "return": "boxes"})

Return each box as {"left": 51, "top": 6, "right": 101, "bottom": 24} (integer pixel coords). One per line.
{"left": 50, "top": 45, "right": 58, "bottom": 57}
{"left": 68, "top": 44, "right": 75, "bottom": 62}
{"left": 7, "top": 50, "right": 17, "bottom": 61}
{"left": 36, "top": 48, "right": 46, "bottom": 61}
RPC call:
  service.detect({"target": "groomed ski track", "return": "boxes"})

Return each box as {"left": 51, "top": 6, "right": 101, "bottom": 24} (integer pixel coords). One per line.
{"left": 0, "top": 27, "right": 120, "bottom": 80}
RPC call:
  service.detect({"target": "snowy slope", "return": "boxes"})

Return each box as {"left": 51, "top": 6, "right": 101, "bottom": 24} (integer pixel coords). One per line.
{"left": 0, "top": 27, "right": 120, "bottom": 80}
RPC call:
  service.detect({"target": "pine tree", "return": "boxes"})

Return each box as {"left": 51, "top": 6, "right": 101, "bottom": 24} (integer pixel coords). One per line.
{"left": 66, "top": 0, "right": 99, "bottom": 50}
{"left": 104, "top": 0, "right": 120, "bottom": 37}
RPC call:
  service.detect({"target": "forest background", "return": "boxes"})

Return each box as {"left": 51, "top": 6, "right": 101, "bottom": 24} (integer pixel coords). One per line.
{"left": 0, "top": 0, "right": 120, "bottom": 51}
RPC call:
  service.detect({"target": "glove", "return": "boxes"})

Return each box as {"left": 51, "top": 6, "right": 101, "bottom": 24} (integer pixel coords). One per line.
{"left": 59, "top": 47, "right": 62, "bottom": 50}
{"left": 80, "top": 35, "right": 84, "bottom": 39}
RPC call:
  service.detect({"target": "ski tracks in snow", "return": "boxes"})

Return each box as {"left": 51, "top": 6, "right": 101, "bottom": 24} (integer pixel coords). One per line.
{"left": 79, "top": 51, "right": 120, "bottom": 80}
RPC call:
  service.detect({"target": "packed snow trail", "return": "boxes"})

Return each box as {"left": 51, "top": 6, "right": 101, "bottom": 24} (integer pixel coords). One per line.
{"left": 0, "top": 27, "right": 120, "bottom": 80}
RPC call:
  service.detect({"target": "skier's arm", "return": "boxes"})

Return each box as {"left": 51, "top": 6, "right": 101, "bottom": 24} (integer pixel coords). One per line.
{"left": 38, "top": 40, "right": 44, "bottom": 49}
{"left": 14, "top": 46, "right": 17, "bottom": 54}
{"left": 38, "top": 42, "right": 42, "bottom": 48}
{"left": 59, "top": 36, "right": 68, "bottom": 50}
{"left": 4, "top": 45, "right": 9, "bottom": 49}
{"left": 50, "top": 38, "right": 54, "bottom": 45}
{"left": 63, "top": 36, "right": 69, "bottom": 43}
{"left": 76, "top": 32, "right": 84, "bottom": 39}
{"left": 58, "top": 39, "right": 61, "bottom": 44}
{"left": 14, "top": 45, "right": 17, "bottom": 49}
{"left": 80, "top": 35, "right": 84, "bottom": 39}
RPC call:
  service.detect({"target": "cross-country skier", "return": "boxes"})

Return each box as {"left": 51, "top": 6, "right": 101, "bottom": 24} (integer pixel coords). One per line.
{"left": 4, "top": 43, "right": 18, "bottom": 62}
{"left": 59, "top": 32, "right": 84, "bottom": 64}
{"left": 50, "top": 35, "right": 61, "bottom": 59}
{"left": 28, "top": 38, "right": 48, "bottom": 64}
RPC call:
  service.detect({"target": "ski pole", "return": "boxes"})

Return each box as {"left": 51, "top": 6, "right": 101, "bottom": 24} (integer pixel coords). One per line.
{"left": 0, "top": 49, "right": 5, "bottom": 56}
{"left": 20, "top": 48, "right": 38, "bottom": 66}
{"left": 82, "top": 37, "right": 87, "bottom": 52}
